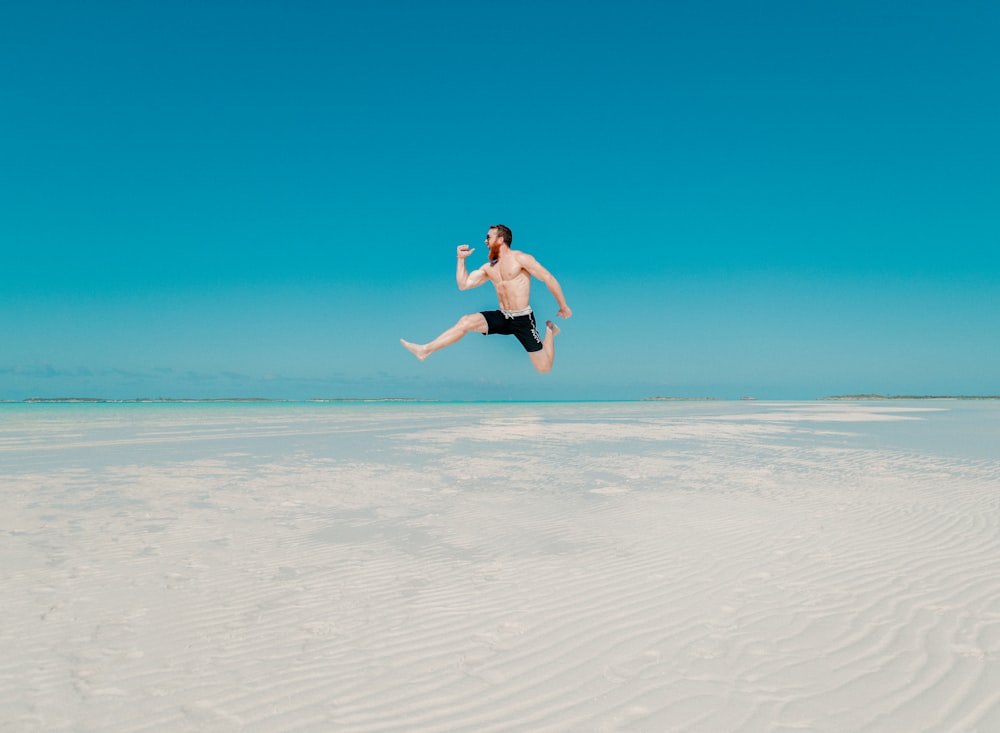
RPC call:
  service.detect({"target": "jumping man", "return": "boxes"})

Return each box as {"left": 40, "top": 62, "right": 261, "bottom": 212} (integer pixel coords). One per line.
{"left": 400, "top": 224, "right": 572, "bottom": 373}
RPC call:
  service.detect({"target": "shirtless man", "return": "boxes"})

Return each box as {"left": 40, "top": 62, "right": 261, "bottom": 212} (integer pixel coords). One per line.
{"left": 400, "top": 224, "right": 572, "bottom": 374}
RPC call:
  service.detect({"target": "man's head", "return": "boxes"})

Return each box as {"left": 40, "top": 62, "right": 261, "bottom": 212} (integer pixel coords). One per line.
{"left": 491, "top": 224, "right": 512, "bottom": 246}
{"left": 486, "top": 224, "right": 512, "bottom": 260}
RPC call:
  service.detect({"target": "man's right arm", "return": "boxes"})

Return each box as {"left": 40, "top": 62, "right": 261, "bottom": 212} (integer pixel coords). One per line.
{"left": 456, "top": 245, "right": 486, "bottom": 290}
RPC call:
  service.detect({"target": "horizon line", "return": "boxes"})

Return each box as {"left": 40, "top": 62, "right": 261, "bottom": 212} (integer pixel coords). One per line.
{"left": 5, "top": 394, "right": 1000, "bottom": 405}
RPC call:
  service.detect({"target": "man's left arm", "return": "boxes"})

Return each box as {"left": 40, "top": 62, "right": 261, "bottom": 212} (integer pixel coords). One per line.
{"left": 521, "top": 254, "right": 572, "bottom": 319}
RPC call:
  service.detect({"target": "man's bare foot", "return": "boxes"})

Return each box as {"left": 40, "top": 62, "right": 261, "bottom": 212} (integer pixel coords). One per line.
{"left": 400, "top": 339, "right": 429, "bottom": 362}
{"left": 546, "top": 320, "right": 560, "bottom": 337}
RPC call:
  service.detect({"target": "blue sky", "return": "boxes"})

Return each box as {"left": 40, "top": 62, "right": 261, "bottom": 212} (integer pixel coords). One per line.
{"left": 2, "top": 0, "right": 997, "bottom": 400}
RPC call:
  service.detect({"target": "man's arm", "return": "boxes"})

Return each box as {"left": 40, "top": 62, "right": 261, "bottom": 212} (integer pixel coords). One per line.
{"left": 519, "top": 253, "right": 572, "bottom": 318}
{"left": 456, "top": 245, "right": 487, "bottom": 291}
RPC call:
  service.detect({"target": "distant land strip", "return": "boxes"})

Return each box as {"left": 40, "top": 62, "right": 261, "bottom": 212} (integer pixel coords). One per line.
{"left": 820, "top": 394, "right": 1000, "bottom": 400}
{"left": 6, "top": 395, "right": 999, "bottom": 404}
{"left": 15, "top": 397, "right": 429, "bottom": 404}
{"left": 643, "top": 397, "right": 722, "bottom": 401}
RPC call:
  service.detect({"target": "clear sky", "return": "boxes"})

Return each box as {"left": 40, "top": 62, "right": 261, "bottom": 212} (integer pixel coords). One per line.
{"left": 3, "top": 0, "right": 997, "bottom": 401}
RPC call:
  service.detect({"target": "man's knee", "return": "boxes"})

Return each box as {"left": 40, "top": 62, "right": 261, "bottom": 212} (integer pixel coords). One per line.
{"left": 530, "top": 352, "right": 553, "bottom": 374}
{"left": 458, "top": 313, "right": 487, "bottom": 333}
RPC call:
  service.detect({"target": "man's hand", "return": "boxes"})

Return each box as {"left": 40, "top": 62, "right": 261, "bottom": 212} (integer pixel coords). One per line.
{"left": 557, "top": 306, "right": 573, "bottom": 319}
{"left": 457, "top": 245, "right": 475, "bottom": 258}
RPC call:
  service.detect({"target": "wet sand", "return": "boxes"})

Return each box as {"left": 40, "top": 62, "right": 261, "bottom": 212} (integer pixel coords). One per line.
{"left": 2, "top": 401, "right": 999, "bottom": 732}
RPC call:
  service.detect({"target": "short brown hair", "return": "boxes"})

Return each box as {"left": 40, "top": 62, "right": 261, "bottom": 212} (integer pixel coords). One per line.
{"left": 491, "top": 224, "right": 512, "bottom": 246}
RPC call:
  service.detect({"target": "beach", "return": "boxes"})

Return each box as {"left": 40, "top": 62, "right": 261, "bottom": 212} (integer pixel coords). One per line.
{"left": 2, "top": 401, "right": 999, "bottom": 732}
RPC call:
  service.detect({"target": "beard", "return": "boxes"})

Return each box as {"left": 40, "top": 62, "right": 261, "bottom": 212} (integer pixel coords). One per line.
{"left": 488, "top": 243, "right": 502, "bottom": 261}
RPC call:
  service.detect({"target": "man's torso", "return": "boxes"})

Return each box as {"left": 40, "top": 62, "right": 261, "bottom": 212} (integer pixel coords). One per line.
{"left": 484, "top": 250, "right": 531, "bottom": 310}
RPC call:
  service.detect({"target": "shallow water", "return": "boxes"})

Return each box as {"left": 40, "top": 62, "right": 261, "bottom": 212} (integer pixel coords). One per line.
{"left": 2, "top": 399, "right": 997, "bottom": 473}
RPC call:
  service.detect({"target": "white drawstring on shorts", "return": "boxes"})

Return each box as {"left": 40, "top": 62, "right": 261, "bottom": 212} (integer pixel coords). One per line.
{"left": 501, "top": 306, "right": 533, "bottom": 319}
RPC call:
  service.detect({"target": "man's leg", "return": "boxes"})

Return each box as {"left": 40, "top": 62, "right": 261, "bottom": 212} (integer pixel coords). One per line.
{"left": 401, "top": 313, "right": 488, "bottom": 361}
{"left": 528, "top": 320, "right": 560, "bottom": 374}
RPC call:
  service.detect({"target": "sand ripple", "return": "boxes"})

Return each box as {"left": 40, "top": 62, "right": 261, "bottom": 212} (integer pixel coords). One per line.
{"left": 2, "top": 402, "right": 999, "bottom": 731}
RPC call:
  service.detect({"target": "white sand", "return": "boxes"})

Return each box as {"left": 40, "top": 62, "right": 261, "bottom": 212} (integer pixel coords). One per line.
{"left": 2, "top": 401, "right": 999, "bottom": 732}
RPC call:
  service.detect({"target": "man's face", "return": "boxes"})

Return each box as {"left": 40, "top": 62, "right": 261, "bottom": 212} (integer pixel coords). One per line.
{"left": 485, "top": 228, "right": 501, "bottom": 258}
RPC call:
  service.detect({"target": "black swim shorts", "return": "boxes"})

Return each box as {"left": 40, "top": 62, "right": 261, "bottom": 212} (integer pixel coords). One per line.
{"left": 481, "top": 309, "right": 544, "bottom": 353}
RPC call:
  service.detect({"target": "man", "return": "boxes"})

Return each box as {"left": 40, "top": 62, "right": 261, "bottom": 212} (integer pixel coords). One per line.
{"left": 400, "top": 224, "right": 572, "bottom": 374}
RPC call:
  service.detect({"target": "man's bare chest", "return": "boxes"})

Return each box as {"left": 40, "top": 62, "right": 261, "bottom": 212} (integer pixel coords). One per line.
{"left": 486, "top": 263, "right": 530, "bottom": 285}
